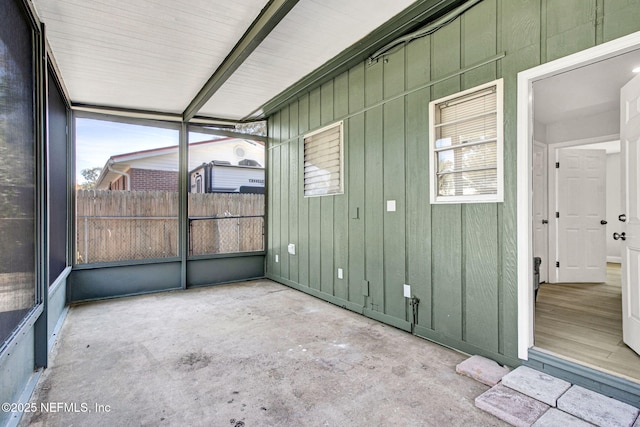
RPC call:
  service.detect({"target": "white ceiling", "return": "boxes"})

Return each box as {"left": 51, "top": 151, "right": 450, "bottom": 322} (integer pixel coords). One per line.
{"left": 33, "top": 0, "right": 416, "bottom": 121}
{"left": 533, "top": 48, "right": 640, "bottom": 126}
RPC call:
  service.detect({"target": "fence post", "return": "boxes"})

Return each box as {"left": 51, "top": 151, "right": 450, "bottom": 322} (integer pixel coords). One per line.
{"left": 84, "top": 216, "right": 88, "bottom": 264}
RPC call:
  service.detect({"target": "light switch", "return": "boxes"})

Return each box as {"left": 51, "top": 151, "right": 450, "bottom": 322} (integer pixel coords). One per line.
{"left": 337, "top": 268, "right": 343, "bottom": 279}
{"left": 275, "top": 254, "right": 279, "bottom": 263}
{"left": 387, "top": 200, "right": 396, "bottom": 212}
{"left": 403, "top": 284, "right": 411, "bottom": 298}
{"left": 288, "top": 243, "right": 296, "bottom": 255}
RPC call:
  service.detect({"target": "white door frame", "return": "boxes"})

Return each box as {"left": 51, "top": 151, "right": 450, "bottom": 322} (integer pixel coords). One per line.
{"left": 516, "top": 31, "right": 640, "bottom": 360}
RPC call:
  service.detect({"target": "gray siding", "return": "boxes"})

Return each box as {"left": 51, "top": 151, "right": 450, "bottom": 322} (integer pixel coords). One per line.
{"left": 266, "top": 0, "right": 640, "bottom": 365}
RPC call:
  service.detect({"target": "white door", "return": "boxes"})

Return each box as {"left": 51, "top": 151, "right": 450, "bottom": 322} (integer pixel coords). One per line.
{"left": 620, "top": 74, "right": 640, "bottom": 355}
{"left": 557, "top": 149, "right": 607, "bottom": 283}
{"left": 533, "top": 142, "right": 548, "bottom": 282}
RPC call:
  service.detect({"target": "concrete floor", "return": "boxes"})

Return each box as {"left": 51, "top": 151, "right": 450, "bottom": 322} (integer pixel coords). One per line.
{"left": 20, "top": 280, "right": 506, "bottom": 427}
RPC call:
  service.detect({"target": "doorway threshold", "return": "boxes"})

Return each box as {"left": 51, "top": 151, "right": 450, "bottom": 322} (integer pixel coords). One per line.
{"left": 525, "top": 347, "right": 640, "bottom": 408}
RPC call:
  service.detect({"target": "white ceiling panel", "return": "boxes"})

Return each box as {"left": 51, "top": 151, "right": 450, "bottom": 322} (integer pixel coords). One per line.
{"left": 534, "top": 48, "right": 640, "bottom": 125}
{"left": 34, "top": 0, "right": 269, "bottom": 114}
{"left": 176, "top": 0, "right": 417, "bottom": 120}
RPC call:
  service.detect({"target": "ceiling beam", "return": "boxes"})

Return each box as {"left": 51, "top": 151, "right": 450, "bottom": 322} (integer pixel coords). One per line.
{"left": 182, "top": 0, "right": 300, "bottom": 122}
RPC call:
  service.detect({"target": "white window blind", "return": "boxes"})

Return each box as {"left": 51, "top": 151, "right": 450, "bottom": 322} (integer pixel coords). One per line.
{"left": 304, "top": 121, "right": 343, "bottom": 197}
{"left": 429, "top": 79, "right": 503, "bottom": 203}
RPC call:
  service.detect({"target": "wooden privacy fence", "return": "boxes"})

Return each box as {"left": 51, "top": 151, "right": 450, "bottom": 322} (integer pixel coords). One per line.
{"left": 76, "top": 190, "right": 264, "bottom": 264}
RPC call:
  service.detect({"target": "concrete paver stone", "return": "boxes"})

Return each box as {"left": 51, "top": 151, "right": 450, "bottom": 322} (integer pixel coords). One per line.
{"left": 475, "top": 383, "right": 550, "bottom": 427}
{"left": 501, "top": 366, "right": 571, "bottom": 407}
{"left": 557, "top": 385, "right": 640, "bottom": 427}
{"left": 532, "top": 408, "right": 595, "bottom": 427}
{"left": 456, "top": 355, "right": 511, "bottom": 386}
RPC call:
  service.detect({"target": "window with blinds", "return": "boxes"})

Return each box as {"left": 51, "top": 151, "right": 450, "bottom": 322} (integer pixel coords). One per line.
{"left": 303, "top": 121, "right": 343, "bottom": 197}
{"left": 429, "top": 79, "right": 503, "bottom": 203}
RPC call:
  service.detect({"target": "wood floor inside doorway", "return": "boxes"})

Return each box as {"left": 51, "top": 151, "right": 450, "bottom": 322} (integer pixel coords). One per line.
{"left": 534, "top": 263, "right": 640, "bottom": 383}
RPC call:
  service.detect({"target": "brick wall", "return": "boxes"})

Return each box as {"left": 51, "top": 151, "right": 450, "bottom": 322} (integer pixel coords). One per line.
{"left": 129, "top": 168, "right": 178, "bottom": 192}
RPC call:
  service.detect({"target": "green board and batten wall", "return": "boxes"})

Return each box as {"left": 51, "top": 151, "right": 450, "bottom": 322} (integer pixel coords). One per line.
{"left": 265, "top": 0, "right": 640, "bottom": 366}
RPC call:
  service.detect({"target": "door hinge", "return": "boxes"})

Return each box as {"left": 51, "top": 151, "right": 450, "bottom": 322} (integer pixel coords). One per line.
{"left": 555, "top": 162, "right": 560, "bottom": 168}
{"left": 556, "top": 261, "right": 560, "bottom": 268}
{"left": 555, "top": 212, "right": 559, "bottom": 218}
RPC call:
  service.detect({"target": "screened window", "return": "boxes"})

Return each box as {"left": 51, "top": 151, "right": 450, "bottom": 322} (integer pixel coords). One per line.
{"left": 0, "top": 0, "right": 36, "bottom": 345}
{"left": 303, "top": 121, "right": 343, "bottom": 197}
{"left": 429, "top": 79, "right": 503, "bottom": 203}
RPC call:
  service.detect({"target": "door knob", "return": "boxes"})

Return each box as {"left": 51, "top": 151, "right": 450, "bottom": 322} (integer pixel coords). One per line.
{"left": 619, "top": 214, "right": 627, "bottom": 222}
{"left": 613, "top": 232, "right": 626, "bottom": 241}
{"left": 601, "top": 220, "right": 607, "bottom": 225}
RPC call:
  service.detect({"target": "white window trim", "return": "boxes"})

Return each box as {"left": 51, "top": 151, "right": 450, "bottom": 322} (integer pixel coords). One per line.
{"left": 303, "top": 121, "right": 344, "bottom": 197}
{"left": 428, "top": 79, "right": 504, "bottom": 204}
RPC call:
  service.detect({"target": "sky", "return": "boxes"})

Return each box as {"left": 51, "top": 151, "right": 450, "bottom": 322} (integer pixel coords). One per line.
{"left": 75, "top": 118, "right": 213, "bottom": 184}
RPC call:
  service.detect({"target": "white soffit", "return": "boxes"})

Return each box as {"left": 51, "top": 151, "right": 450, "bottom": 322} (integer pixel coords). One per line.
{"left": 198, "top": 0, "right": 417, "bottom": 120}
{"left": 33, "top": 0, "right": 269, "bottom": 114}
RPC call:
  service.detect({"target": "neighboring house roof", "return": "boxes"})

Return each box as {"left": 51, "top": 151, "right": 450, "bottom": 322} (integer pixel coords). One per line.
{"left": 95, "top": 138, "right": 265, "bottom": 190}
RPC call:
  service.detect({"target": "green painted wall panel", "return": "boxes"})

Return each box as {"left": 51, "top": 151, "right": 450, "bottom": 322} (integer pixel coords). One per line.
{"left": 298, "top": 94, "right": 310, "bottom": 134}
{"left": 348, "top": 64, "right": 365, "bottom": 114}
{"left": 464, "top": 204, "right": 499, "bottom": 352}
{"left": 383, "top": 46, "right": 405, "bottom": 98}
{"left": 603, "top": 0, "right": 640, "bottom": 42}
{"left": 364, "top": 106, "right": 385, "bottom": 313}
{"left": 266, "top": 116, "right": 277, "bottom": 276}
{"left": 333, "top": 78, "right": 350, "bottom": 301}
{"left": 347, "top": 113, "right": 366, "bottom": 306}
{"left": 308, "top": 197, "right": 321, "bottom": 291}
{"left": 432, "top": 205, "right": 463, "bottom": 339}
{"left": 271, "top": 145, "right": 281, "bottom": 278}
{"left": 545, "top": 0, "right": 596, "bottom": 61}
{"left": 266, "top": 0, "right": 640, "bottom": 365}
{"left": 288, "top": 103, "right": 300, "bottom": 284}
{"left": 405, "top": 87, "right": 432, "bottom": 329}
{"left": 321, "top": 81, "right": 334, "bottom": 126}
{"left": 320, "top": 197, "right": 335, "bottom": 295}
{"left": 462, "top": 0, "right": 497, "bottom": 89}
{"left": 309, "top": 87, "right": 321, "bottom": 130}
{"left": 298, "top": 140, "right": 310, "bottom": 289}
{"left": 383, "top": 98, "right": 406, "bottom": 320}
{"left": 431, "top": 18, "right": 461, "bottom": 80}
{"left": 500, "top": 45, "right": 540, "bottom": 356}
{"left": 501, "top": 0, "right": 540, "bottom": 52}
{"left": 406, "top": 36, "right": 430, "bottom": 90}
{"left": 280, "top": 137, "right": 290, "bottom": 280}
{"left": 334, "top": 71, "right": 349, "bottom": 119}
{"left": 365, "top": 61, "right": 383, "bottom": 107}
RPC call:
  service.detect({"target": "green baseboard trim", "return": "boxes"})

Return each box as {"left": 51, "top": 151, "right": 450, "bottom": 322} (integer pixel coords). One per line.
{"left": 363, "top": 308, "right": 411, "bottom": 332}
{"left": 525, "top": 348, "right": 640, "bottom": 408}
{"left": 413, "top": 325, "right": 520, "bottom": 368}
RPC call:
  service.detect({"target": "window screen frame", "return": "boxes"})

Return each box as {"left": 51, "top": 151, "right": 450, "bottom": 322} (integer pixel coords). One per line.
{"left": 303, "top": 121, "right": 344, "bottom": 198}
{"left": 428, "top": 79, "right": 504, "bottom": 204}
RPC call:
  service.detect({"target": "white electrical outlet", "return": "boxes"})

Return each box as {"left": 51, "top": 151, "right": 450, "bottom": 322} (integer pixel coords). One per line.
{"left": 387, "top": 200, "right": 396, "bottom": 212}
{"left": 275, "top": 254, "right": 279, "bottom": 263}
{"left": 403, "top": 284, "right": 411, "bottom": 298}
{"left": 288, "top": 243, "right": 296, "bottom": 255}
{"left": 337, "top": 268, "right": 343, "bottom": 279}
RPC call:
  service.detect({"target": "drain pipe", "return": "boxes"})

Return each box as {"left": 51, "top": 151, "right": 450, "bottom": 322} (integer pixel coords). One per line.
{"left": 107, "top": 160, "right": 130, "bottom": 191}
{"left": 368, "top": 0, "right": 483, "bottom": 63}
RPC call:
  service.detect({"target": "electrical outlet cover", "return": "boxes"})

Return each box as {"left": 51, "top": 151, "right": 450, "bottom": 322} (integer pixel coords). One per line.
{"left": 387, "top": 200, "right": 396, "bottom": 212}
{"left": 403, "top": 284, "right": 411, "bottom": 298}
{"left": 337, "top": 268, "right": 343, "bottom": 279}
